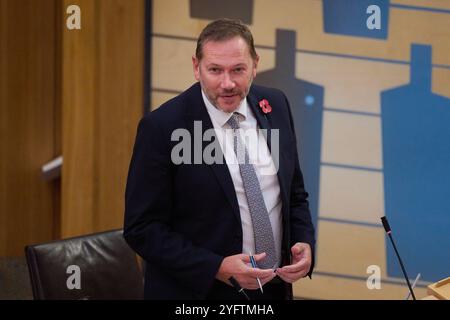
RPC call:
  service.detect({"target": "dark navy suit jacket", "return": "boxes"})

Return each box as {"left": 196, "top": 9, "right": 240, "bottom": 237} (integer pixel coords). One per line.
{"left": 124, "top": 82, "right": 315, "bottom": 299}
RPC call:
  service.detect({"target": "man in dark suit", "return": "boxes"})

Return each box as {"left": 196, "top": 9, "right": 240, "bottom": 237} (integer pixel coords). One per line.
{"left": 124, "top": 19, "right": 315, "bottom": 300}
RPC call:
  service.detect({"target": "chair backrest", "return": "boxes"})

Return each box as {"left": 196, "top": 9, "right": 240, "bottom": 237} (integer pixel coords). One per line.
{"left": 25, "top": 229, "right": 143, "bottom": 300}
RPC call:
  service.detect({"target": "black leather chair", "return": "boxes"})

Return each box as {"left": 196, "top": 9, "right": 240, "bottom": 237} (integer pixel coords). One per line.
{"left": 25, "top": 229, "right": 143, "bottom": 300}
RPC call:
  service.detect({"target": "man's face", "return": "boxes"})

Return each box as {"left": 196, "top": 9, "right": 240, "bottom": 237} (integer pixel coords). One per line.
{"left": 192, "top": 36, "right": 259, "bottom": 113}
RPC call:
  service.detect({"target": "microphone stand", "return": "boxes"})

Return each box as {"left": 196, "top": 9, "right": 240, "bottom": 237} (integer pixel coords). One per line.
{"left": 381, "top": 216, "right": 416, "bottom": 300}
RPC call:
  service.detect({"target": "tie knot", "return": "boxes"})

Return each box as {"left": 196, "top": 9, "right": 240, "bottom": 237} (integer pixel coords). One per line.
{"left": 227, "top": 113, "right": 241, "bottom": 130}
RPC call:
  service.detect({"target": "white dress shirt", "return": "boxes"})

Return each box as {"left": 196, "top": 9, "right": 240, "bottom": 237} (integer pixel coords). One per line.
{"left": 202, "top": 90, "right": 282, "bottom": 268}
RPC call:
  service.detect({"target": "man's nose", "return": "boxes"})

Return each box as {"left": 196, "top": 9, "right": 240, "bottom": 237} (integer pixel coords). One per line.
{"left": 220, "top": 73, "right": 235, "bottom": 90}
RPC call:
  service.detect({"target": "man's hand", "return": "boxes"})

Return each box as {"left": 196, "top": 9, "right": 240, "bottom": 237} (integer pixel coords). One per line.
{"left": 275, "top": 242, "right": 312, "bottom": 283}
{"left": 216, "top": 252, "right": 276, "bottom": 290}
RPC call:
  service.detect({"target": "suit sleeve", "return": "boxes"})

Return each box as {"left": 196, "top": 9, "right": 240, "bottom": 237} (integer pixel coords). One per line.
{"left": 123, "top": 114, "right": 224, "bottom": 297}
{"left": 283, "top": 93, "right": 316, "bottom": 278}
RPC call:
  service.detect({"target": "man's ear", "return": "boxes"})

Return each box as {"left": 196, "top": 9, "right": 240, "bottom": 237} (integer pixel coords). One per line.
{"left": 192, "top": 56, "right": 200, "bottom": 81}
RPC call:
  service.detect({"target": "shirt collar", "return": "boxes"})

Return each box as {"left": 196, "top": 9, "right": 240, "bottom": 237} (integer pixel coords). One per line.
{"left": 201, "top": 89, "right": 248, "bottom": 127}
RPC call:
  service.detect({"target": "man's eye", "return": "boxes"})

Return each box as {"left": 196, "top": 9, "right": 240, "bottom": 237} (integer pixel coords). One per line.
{"left": 209, "top": 68, "right": 220, "bottom": 73}
{"left": 234, "top": 68, "right": 244, "bottom": 73}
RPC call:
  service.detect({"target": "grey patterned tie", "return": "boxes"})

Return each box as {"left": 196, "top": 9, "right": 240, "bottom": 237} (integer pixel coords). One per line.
{"left": 227, "top": 113, "right": 277, "bottom": 269}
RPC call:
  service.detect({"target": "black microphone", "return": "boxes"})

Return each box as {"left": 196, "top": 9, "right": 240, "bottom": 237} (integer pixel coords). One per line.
{"left": 381, "top": 216, "right": 416, "bottom": 300}
{"left": 228, "top": 276, "right": 250, "bottom": 300}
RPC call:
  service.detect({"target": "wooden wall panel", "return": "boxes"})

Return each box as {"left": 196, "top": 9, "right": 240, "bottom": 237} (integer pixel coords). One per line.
{"left": 96, "top": 0, "right": 145, "bottom": 231}
{"left": 61, "top": 0, "right": 97, "bottom": 237}
{"left": 61, "top": 0, "right": 144, "bottom": 237}
{"left": 0, "top": 0, "right": 58, "bottom": 256}
{"left": 1, "top": 0, "right": 144, "bottom": 252}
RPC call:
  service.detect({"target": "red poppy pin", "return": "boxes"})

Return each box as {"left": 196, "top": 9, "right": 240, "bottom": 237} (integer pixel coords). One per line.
{"left": 259, "top": 99, "right": 272, "bottom": 114}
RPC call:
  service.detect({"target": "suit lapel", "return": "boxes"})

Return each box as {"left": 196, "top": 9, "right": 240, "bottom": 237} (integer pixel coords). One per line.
{"left": 247, "top": 88, "right": 290, "bottom": 222}
{"left": 247, "top": 92, "right": 272, "bottom": 151}
{"left": 184, "top": 83, "right": 241, "bottom": 223}
{"left": 184, "top": 84, "right": 291, "bottom": 227}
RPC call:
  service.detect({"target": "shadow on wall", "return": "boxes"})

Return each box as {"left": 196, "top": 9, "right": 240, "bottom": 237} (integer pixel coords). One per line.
{"left": 381, "top": 44, "right": 450, "bottom": 282}
{"left": 255, "top": 29, "right": 324, "bottom": 239}
{"left": 189, "top": 0, "right": 254, "bottom": 24}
